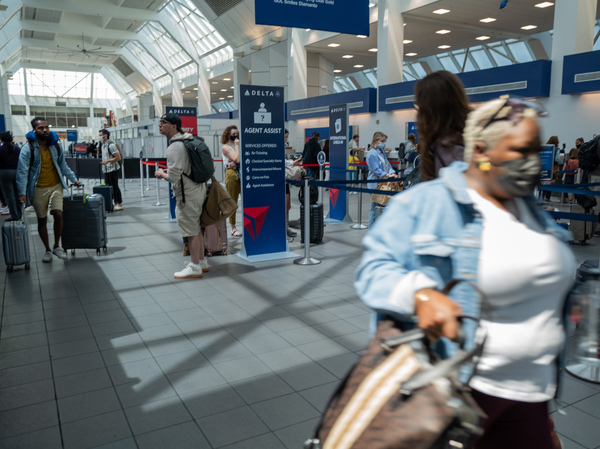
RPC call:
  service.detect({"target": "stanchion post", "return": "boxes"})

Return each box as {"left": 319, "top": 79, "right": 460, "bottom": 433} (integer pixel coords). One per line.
{"left": 155, "top": 162, "right": 165, "bottom": 206}
{"left": 294, "top": 178, "right": 321, "bottom": 266}
{"left": 318, "top": 166, "right": 324, "bottom": 205}
{"left": 145, "top": 158, "right": 151, "bottom": 191}
{"left": 139, "top": 158, "right": 148, "bottom": 198}
{"left": 350, "top": 167, "right": 368, "bottom": 229}
{"left": 121, "top": 159, "right": 128, "bottom": 191}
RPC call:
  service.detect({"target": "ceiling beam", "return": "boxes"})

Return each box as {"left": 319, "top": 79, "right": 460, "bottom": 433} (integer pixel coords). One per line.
{"left": 21, "top": 0, "right": 160, "bottom": 22}
{"left": 20, "top": 37, "right": 123, "bottom": 53}
{"left": 19, "top": 19, "right": 139, "bottom": 41}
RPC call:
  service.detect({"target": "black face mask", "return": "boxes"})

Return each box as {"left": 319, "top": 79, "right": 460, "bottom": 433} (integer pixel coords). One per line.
{"left": 491, "top": 154, "right": 541, "bottom": 197}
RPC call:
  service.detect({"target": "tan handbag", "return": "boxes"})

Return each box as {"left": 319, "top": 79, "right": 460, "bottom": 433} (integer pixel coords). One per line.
{"left": 370, "top": 180, "right": 400, "bottom": 206}
{"left": 305, "top": 280, "right": 487, "bottom": 449}
{"left": 200, "top": 176, "right": 238, "bottom": 227}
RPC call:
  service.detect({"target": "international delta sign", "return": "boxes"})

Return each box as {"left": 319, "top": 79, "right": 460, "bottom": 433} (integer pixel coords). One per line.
{"left": 255, "top": 0, "right": 369, "bottom": 36}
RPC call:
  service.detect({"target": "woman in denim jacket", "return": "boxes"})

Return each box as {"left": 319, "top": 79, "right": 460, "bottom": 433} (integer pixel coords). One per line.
{"left": 366, "top": 132, "right": 397, "bottom": 228}
{"left": 355, "top": 98, "right": 575, "bottom": 449}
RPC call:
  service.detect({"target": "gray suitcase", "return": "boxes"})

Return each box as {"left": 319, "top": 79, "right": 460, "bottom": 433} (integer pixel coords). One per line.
{"left": 2, "top": 208, "right": 30, "bottom": 271}
{"left": 62, "top": 187, "right": 108, "bottom": 256}
{"left": 569, "top": 204, "right": 596, "bottom": 244}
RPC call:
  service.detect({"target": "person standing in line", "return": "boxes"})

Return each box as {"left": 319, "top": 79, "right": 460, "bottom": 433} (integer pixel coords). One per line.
{"left": 99, "top": 129, "right": 124, "bottom": 211}
{"left": 154, "top": 113, "right": 209, "bottom": 279}
{"left": 221, "top": 125, "right": 242, "bottom": 237}
{"left": 0, "top": 131, "right": 22, "bottom": 221}
{"left": 284, "top": 129, "right": 298, "bottom": 238}
{"left": 348, "top": 134, "right": 365, "bottom": 161}
{"left": 366, "top": 132, "right": 397, "bottom": 228}
{"left": 302, "top": 132, "right": 321, "bottom": 179}
{"left": 16, "top": 117, "right": 81, "bottom": 262}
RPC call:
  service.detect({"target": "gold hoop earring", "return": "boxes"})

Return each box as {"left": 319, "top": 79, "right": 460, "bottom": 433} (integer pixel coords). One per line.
{"left": 478, "top": 161, "right": 492, "bottom": 171}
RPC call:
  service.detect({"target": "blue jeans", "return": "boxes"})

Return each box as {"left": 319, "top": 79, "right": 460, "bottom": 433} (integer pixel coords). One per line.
{"left": 368, "top": 201, "right": 378, "bottom": 228}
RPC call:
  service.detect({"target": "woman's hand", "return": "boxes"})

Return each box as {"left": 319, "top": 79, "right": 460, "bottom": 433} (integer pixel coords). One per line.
{"left": 414, "top": 288, "right": 463, "bottom": 341}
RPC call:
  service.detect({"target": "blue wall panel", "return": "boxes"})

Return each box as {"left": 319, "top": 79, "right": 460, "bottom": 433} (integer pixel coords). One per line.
{"left": 379, "top": 60, "right": 552, "bottom": 112}
{"left": 286, "top": 88, "right": 376, "bottom": 121}
{"left": 562, "top": 50, "right": 600, "bottom": 94}
{"left": 198, "top": 111, "right": 232, "bottom": 120}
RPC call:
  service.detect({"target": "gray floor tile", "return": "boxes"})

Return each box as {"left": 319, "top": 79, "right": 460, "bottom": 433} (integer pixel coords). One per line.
{"left": 145, "top": 336, "right": 196, "bottom": 358}
{"left": 180, "top": 385, "right": 246, "bottom": 419}
{"left": 196, "top": 406, "right": 270, "bottom": 448}
{"left": 54, "top": 367, "right": 113, "bottom": 398}
{"left": 124, "top": 395, "right": 194, "bottom": 435}
{"left": 167, "top": 365, "right": 228, "bottom": 396}
{"left": 1, "top": 321, "right": 46, "bottom": 339}
{"left": 52, "top": 351, "right": 106, "bottom": 377}
{"left": 299, "top": 382, "right": 339, "bottom": 412}
{"left": 91, "top": 438, "right": 139, "bottom": 449}
{"left": 220, "top": 433, "right": 284, "bottom": 449}
{"left": 274, "top": 417, "right": 320, "bottom": 449}
{"left": 135, "top": 421, "right": 211, "bottom": 449}
{"left": 250, "top": 393, "right": 320, "bottom": 431}
{"left": 58, "top": 387, "right": 122, "bottom": 423}
{"left": 231, "top": 374, "right": 295, "bottom": 404}
{"left": 317, "top": 352, "right": 359, "bottom": 378}
{"left": 101, "top": 345, "right": 154, "bottom": 367}
{"left": 213, "top": 356, "right": 272, "bottom": 383}
{"left": 0, "top": 345, "right": 49, "bottom": 370}
{"left": 0, "top": 361, "right": 52, "bottom": 389}
{"left": 278, "top": 362, "right": 338, "bottom": 391}
{"left": 555, "top": 434, "right": 588, "bottom": 449}
{"left": 154, "top": 349, "right": 208, "bottom": 374}
{"left": 279, "top": 326, "right": 329, "bottom": 346}
{"left": 559, "top": 375, "right": 600, "bottom": 405}
{"left": 257, "top": 347, "right": 313, "bottom": 371}
{"left": 0, "top": 379, "right": 55, "bottom": 412}
{"left": 553, "top": 406, "right": 600, "bottom": 449}
{"left": 0, "top": 332, "right": 48, "bottom": 354}
{"left": 115, "top": 375, "right": 179, "bottom": 408}
{"left": 240, "top": 333, "right": 292, "bottom": 355}
{"left": 0, "top": 426, "right": 62, "bottom": 449}
{"left": 200, "top": 340, "right": 254, "bottom": 364}
{"left": 572, "top": 392, "right": 600, "bottom": 418}
{"left": 61, "top": 410, "right": 132, "bottom": 449}
{"left": 108, "top": 356, "right": 164, "bottom": 385}
{"left": 47, "top": 325, "right": 94, "bottom": 345}
{"left": 0, "top": 400, "right": 58, "bottom": 439}
{"left": 296, "top": 339, "right": 352, "bottom": 361}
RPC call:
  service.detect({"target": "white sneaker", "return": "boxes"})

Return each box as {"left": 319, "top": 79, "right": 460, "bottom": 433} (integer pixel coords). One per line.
{"left": 25, "top": 205, "right": 35, "bottom": 212}
{"left": 199, "top": 259, "right": 209, "bottom": 273}
{"left": 113, "top": 204, "right": 124, "bottom": 211}
{"left": 42, "top": 251, "right": 52, "bottom": 263}
{"left": 174, "top": 263, "right": 203, "bottom": 279}
{"left": 52, "top": 247, "right": 67, "bottom": 260}
{"left": 0, "top": 207, "right": 9, "bottom": 215}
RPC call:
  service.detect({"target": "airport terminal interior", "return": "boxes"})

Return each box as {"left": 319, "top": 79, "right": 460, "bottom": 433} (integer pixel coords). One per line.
{"left": 3, "top": 0, "right": 600, "bottom": 448}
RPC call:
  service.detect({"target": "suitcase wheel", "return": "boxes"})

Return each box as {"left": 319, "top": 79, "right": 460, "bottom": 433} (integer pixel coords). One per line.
{"left": 7, "top": 265, "right": 13, "bottom": 272}
{"left": 71, "top": 249, "right": 76, "bottom": 255}
{"left": 96, "top": 249, "right": 101, "bottom": 256}
{"left": 25, "top": 264, "right": 30, "bottom": 270}
{"left": 206, "top": 251, "right": 213, "bottom": 257}
{"left": 103, "top": 246, "right": 107, "bottom": 253}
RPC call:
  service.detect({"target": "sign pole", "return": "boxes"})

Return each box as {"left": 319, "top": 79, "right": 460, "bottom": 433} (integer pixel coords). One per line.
{"left": 350, "top": 167, "right": 368, "bottom": 229}
{"left": 294, "top": 177, "right": 321, "bottom": 266}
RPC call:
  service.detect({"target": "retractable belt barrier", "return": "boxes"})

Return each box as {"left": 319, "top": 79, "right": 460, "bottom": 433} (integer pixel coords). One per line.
{"left": 539, "top": 184, "right": 600, "bottom": 223}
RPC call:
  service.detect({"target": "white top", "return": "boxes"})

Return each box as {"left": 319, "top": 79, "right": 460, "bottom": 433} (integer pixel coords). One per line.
{"left": 101, "top": 140, "right": 119, "bottom": 173}
{"left": 222, "top": 143, "right": 236, "bottom": 166}
{"left": 466, "top": 188, "right": 575, "bottom": 402}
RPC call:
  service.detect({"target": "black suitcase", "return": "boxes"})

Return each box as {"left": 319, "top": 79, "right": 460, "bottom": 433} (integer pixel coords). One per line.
{"left": 300, "top": 203, "right": 324, "bottom": 244}
{"left": 62, "top": 188, "right": 108, "bottom": 256}
{"left": 577, "top": 259, "right": 600, "bottom": 283}
{"left": 569, "top": 204, "right": 596, "bottom": 244}
{"left": 93, "top": 185, "right": 114, "bottom": 213}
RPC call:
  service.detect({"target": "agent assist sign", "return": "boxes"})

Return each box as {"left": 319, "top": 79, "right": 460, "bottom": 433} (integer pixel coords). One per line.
{"left": 239, "top": 85, "right": 288, "bottom": 261}
{"left": 255, "top": 0, "right": 369, "bottom": 36}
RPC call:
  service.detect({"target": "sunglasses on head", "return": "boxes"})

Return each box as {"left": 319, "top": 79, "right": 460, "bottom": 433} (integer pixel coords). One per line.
{"left": 482, "top": 97, "right": 547, "bottom": 130}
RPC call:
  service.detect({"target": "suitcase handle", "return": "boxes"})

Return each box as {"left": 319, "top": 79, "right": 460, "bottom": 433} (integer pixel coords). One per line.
{"left": 69, "top": 184, "right": 86, "bottom": 202}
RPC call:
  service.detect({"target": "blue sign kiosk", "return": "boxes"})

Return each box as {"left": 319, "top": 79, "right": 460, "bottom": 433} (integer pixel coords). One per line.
{"left": 238, "top": 84, "right": 295, "bottom": 262}
{"left": 67, "top": 130, "right": 78, "bottom": 142}
{"left": 326, "top": 104, "right": 352, "bottom": 223}
{"left": 539, "top": 144, "right": 556, "bottom": 181}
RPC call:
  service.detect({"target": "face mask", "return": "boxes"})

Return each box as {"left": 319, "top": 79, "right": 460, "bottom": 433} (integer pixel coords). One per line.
{"left": 491, "top": 154, "right": 541, "bottom": 197}
{"left": 377, "top": 142, "right": 385, "bottom": 150}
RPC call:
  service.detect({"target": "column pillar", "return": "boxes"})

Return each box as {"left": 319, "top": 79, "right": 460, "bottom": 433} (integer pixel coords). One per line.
{"left": 233, "top": 59, "right": 250, "bottom": 109}
{"left": 197, "top": 65, "right": 211, "bottom": 115}
{"left": 377, "top": 0, "right": 405, "bottom": 87}
{"left": 287, "top": 28, "right": 308, "bottom": 102}
{"left": 0, "top": 73, "right": 12, "bottom": 131}
{"left": 307, "top": 54, "right": 334, "bottom": 98}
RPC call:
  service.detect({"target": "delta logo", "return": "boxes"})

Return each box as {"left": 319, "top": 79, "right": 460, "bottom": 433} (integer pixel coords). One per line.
{"left": 329, "top": 188, "right": 339, "bottom": 209}
{"left": 243, "top": 206, "right": 269, "bottom": 240}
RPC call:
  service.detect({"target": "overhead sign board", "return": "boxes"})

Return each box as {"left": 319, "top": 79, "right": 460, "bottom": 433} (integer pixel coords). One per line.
{"left": 67, "top": 130, "right": 78, "bottom": 142}
{"left": 255, "top": 0, "right": 369, "bottom": 36}
{"left": 165, "top": 106, "right": 197, "bottom": 136}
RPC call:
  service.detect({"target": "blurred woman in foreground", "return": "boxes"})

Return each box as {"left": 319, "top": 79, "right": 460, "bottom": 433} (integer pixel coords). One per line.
{"left": 356, "top": 98, "right": 575, "bottom": 448}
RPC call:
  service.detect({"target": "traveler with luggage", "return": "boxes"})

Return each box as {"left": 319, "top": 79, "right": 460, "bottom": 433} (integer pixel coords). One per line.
{"left": 99, "top": 129, "right": 124, "bottom": 211}
{"left": 562, "top": 148, "right": 579, "bottom": 204}
{"left": 221, "top": 125, "right": 242, "bottom": 237}
{"left": 16, "top": 117, "right": 81, "bottom": 262}
{"left": 302, "top": 132, "right": 321, "bottom": 179}
{"left": 0, "top": 131, "right": 22, "bottom": 221}
{"left": 155, "top": 113, "right": 209, "bottom": 279}
{"left": 366, "top": 132, "right": 397, "bottom": 228}
{"left": 356, "top": 98, "right": 575, "bottom": 449}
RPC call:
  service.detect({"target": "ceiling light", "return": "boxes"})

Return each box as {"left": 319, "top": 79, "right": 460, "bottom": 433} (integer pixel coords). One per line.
{"left": 406, "top": 52, "right": 418, "bottom": 57}
{"left": 227, "top": 95, "right": 233, "bottom": 98}
{"left": 342, "top": 55, "right": 354, "bottom": 59}
{"left": 521, "top": 25, "right": 538, "bottom": 30}
{"left": 476, "top": 36, "right": 491, "bottom": 40}
{"left": 436, "top": 29, "right": 451, "bottom": 34}
{"left": 333, "top": 69, "right": 342, "bottom": 73}
{"left": 328, "top": 43, "right": 340, "bottom": 47}
{"left": 438, "top": 45, "right": 451, "bottom": 49}
{"left": 433, "top": 9, "right": 450, "bottom": 14}
{"left": 230, "top": 86, "right": 234, "bottom": 89}
{"left": 193, "top": 87, "right": 198, "bottom": 90}
{"left": 368, "top": 48, "right": 378, "bottom": 52}
{"left": 223, "top": 78, "right": 231, "bottom": 81}
{"left": 212, "top": 92, "right": 216, "bottom": 94}
{"left": 220, "top": 88, "right": 227, "bottom": 92}
{"left": 195, "top": 96, "right": 198, "bottom": 99}
{"left": 480, "top": 17, "right": 497, "bottom": 23}
{"left": 185, "top": 91, "right": 191, "bottom": 93}
{"left": 356, "top": 35, "right": 367, "bottom": 38}
{"left": 403, "top": 39, "right": 413, "bottom": 44}
{"left": 306, "top": 29, "right": 310, "bottom": 31}
{"left": 219, "top": 97, "right": 224, "bottom": 100}
{"left": 212, "top": 81, "right": 218, "bottom": 84}
{"left": 535, "top": 2, "right": 554, "bottom": 8}
{"left": 354, "top": 65, "right": 364, "bottom": 68}
{"left": 368, "top": 3, "right": 375, "bottom": 7}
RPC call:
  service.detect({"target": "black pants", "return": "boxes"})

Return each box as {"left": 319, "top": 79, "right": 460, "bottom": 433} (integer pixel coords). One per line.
{"left": 104, "top": 169, "right": 122, "bottom": 204}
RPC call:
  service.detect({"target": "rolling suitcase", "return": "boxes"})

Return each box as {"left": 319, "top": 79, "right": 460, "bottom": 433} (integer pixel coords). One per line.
{"left": 2, "top": 205, "right": 30, "bottom": 272}
{"left": 300, "top": 203, "right": 324, "bottom": 244}
{"left": 569, "top": 204, "right": 596, "bottom": 244}
{"left": 204, "top": 219, "right": 227, "bottom": 257}
{"left": 95, "top": 165, "right": 114, "bottom": 212}
{"left": 62, "top": 186, "right": 108, "bottom": 256}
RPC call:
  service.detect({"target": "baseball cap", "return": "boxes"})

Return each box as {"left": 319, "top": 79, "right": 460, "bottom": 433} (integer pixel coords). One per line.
{"left": 161, "top": 113, "right": 182, "bottom": 132}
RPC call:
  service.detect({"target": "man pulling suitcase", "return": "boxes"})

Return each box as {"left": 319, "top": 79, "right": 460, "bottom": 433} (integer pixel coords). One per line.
{"left": 16, "top": 117, "right": 81, "bottom": 262}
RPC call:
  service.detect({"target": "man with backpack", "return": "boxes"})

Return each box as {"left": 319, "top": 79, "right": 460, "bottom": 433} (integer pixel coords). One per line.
{"left": 16, "top": 117, "right": 81, "bottom": 262}
{"left": 99, "top": 129, "right": 123, "bottom": 211}
{"left": 155, "top": 113, "right": 210, "bottom": 279}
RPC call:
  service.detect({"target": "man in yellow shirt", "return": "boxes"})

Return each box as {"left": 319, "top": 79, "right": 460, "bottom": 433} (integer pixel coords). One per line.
{"left": 17, "top": 117, "right": 81, "bottom": 262}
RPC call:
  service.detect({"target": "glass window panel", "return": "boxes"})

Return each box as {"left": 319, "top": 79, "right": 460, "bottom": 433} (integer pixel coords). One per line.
{"left": 93, "top": 74, "right": 123, "bottom": 100}
{"left": 438, "top": 55, "right": 459, "bottom": 73}
{"left": 507, "top": 41, "right": 533, "bottom": 62}
{"left": 7, "top": 69, "right": 25, "bottom": 96}
{"left": 488, "top": 45, "right": 513, "bottom": 67}
{"left": 470, "top": 49, "right": 494, "bottom": 69}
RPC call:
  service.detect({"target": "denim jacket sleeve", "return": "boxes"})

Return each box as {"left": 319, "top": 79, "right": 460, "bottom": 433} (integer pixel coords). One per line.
{"left": 16, "top": 144, "right": 31, "bottom": 197}
{"left": 366, "top": 150, "right": 388, "bottom": 178}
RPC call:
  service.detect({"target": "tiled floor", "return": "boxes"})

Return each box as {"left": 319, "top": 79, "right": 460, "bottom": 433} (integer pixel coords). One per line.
{"left": 1, "top": 181, "right": 600, "bottom": 449}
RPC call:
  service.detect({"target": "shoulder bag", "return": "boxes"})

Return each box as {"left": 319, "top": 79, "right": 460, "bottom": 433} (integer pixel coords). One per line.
{"left": 370, "top": 180, "right": 401, "bottom": 206}
{"left": 304, "top": 280, "right": 488, "bottom": 449}
{"left": 200, "top": 176, "right": 238, "bottom": 227}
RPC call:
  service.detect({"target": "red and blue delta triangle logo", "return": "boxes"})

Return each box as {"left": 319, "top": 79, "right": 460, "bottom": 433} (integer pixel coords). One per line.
{"left": 329, "top": 188, "right": 339, "bottom": 209}
{"left": 243, "top": 207, "right": 269, "bottom": 240}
